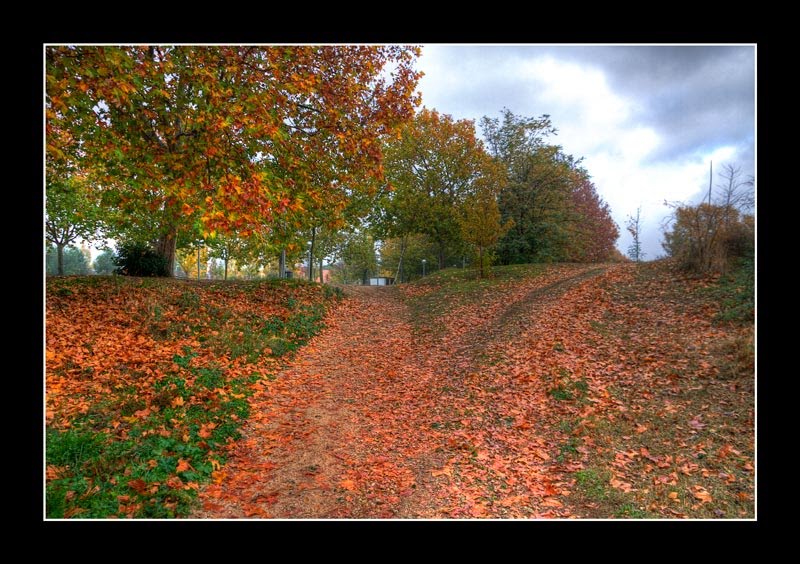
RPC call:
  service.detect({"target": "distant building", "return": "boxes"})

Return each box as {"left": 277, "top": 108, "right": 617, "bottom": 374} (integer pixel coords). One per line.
{"left": 368, "top": 276, "right": 394, "bottom": 286}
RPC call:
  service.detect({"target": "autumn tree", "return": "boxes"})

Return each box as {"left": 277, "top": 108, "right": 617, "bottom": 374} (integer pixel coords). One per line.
{"left": 566, "top": 177, "right": 619, "bottom": 262}
{"left": 663, "top": 203, "right": 753, "bottom": 274}
{"left": 626, "top": 206, "right": 645, "bottom": 262}
{"left": 207, "top": 233, "right": 253, "bottom": 281}
{"left": 46, "top": 245, "right": 90, "bottom": 275}
{"left": 92, "top": 249, "right": 116, "bottom": 275}
{"left": 662, "top": 163, "right": 754, "bottom": 274}
{"left": 381, "top": 108, "right": 501, "bottom": 269}
{"left": 337, "top": 230, "right": 377, "bottom": 284}
{"left": 47, "top": 46, "right": 421, "bottom": 276}
{"left": 378, "top": 234, "right": 438, "bottom": 283}
{"left": 482, "top": 109, "right": 613, "bottom": 264}
{"left": 459, "top": 187, "right": 513, "bottom": 278}
{"left": 45, "top": 174, "right": 103, "bottom": 275}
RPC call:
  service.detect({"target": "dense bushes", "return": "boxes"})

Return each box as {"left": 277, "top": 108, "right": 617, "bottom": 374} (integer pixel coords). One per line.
{"left": 662, "top": 204, "right": 753, "bottom": 274}
{"left": 114, "top": 242, "right": 169, "bottom": 277}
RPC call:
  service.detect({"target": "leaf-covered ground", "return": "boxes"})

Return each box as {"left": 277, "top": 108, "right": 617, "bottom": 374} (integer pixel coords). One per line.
{"left": 188, "top": 261, "right": 754, "bottom": 519}
{"left": 46, "top": 262, "right": 754, "bottom": 519}
{"left": 45, "top": 276, "right": 340, "bottom": 518}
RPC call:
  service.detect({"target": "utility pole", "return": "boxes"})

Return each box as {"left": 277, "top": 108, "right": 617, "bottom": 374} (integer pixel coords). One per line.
{"left": 708, "top": 160, "right": 713, "bottom": 205}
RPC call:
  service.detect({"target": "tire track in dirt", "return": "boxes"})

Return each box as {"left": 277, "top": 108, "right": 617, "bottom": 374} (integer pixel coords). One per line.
{"left": 191, "top": 265, "right": 612, "bottom": 518}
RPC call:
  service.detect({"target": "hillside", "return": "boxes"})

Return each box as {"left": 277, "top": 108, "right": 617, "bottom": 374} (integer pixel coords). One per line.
{"left": 45, "top": 261, "right": 755, "bottom": 519}
{"left": 45, "top": 276, "right": 341, "bottom": 518}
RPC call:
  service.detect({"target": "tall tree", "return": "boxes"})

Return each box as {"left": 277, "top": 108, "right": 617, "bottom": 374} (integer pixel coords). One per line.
{"left": 482, "top": 110, "right": 588, "bottom": 264}
{"left": 716, "top": 163, "right": 754, "bottom": 226}
{"left": 382, "top": 108, "right": 501, "bottom": 269}
{"left": 339, "top": 230, "right": 377, "bottom": 284}
{"left": 45, "top": 174, "right": 103, "bottom": 275}
{"left": 566, "top": 177, "right": 619, "bottom": 262}
{"left": 626, "top": 206, "right": 645, "bottom": 262}
{"left": 46, "top": 245, "right": 90, "bottom": 275}
{"left": 92, "top": 249, "right": 116, "bottom": 275}
{"left": 47, "top": 46, "right": 421, "bottom": 275}
{"left": 459, "top": 187, "right": 513, "bottom": 278}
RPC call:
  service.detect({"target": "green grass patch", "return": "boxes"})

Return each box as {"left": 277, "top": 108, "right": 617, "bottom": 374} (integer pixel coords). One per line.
{"left": 46, "top": 361, "right": 260, "bottom": 518}
{"left": 709, "top": 255, "right": 754, "bottom": 324}
{"left": 574, "top": 468, "right": 611, "bottom": 501}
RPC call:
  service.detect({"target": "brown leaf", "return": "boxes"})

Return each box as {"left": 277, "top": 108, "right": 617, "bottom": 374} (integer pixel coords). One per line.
{"left": 610, "top": 477, "right": 634, "bottom": 492}
{"left": 127, "top": 478, "right": 148, "bottom": 494}
{"left": 692, "top": 486, "right": 713, "bottom": 504}
{"left": 541, "top": 497, "right": 563, "bottom": 507}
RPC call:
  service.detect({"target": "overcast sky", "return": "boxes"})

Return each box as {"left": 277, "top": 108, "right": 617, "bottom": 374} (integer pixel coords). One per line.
{"left": 414, "top": 45, "right": 756, "bottom": 259}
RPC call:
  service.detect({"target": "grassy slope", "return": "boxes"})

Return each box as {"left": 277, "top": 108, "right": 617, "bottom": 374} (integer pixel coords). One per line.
{"left": 45, "top": 276, "right": 341, "bottom": 518}
{"left": 399, "top": 261, "right": 754, "bottom": 518}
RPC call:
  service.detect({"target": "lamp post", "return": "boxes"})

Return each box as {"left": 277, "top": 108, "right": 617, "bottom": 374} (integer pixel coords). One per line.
{"left": 422, "top": 258, "right": 427, "bottom": 277}
{"left": 307, "top": 240, "right": 313, "bottom": 281}
{"left": 196, "top": 239, "right": 203, "bottom": 280}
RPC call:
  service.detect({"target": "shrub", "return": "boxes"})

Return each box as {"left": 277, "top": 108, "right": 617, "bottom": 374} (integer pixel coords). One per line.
{"left": 114, "top": 242, "right": 169, "bottom": 277}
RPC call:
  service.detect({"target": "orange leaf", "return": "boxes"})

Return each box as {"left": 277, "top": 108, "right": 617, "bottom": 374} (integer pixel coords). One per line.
{"left": 176, "top": 458, "right": 191, "bottom": 473}
{"left": 340, "top": 479, "right": 357, "bottom": 491}
{"left": 128, "top": 478, "right": 148, "bottom": 494}
{"left": 166, "top": 476, "right": 184, "bottom": 489}
{"left": 610, "top": 478, "right": 634, "bottom": 492}
{"left": 692, "top": 486, "right": 713, "bottom": 504}
{"left": 171, "top": 396, "right": 185, "bottom": 407}
{"left": 541, "top": 497, "right": 563, "bottom": 507}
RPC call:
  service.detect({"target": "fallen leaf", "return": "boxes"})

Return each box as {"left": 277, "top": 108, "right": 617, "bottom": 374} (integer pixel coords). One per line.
{"left": 610, "top": 477, "right": 634, "bottom": 492}
{"left": 127, "top": 478, "right": 148, "bottom": 494}
{"left": 692, "top": 486, "right": 713, "bottom": 504}
{"left": 176, "top": 458, "right": 191, "bottom": 473}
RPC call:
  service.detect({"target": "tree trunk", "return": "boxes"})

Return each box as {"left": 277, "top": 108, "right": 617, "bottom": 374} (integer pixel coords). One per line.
{"left": 279, "top": 248, "right": 286, "bottom": 279}
{"left": 438, "top": 245, "right": 445, "bottom": 270}
{"left": 319, "top": 256, "right": 324, "bottom": 284}
{"left": 394, "top": 236, "right": 407, "bottom": 283}
{"left": 308, "top": 226, "right": 316, "bottom": 282}
{"left": 224, "top": 255, "right": 229, "bottom": 281}
{"left": 478, "top": 246, "right": 484, "bottom": 279}
{"left": 57, "top": 243, "right": 65, "bottom": 276}
{"left": 156, "top": 227, "right": 178, "bottom": 277}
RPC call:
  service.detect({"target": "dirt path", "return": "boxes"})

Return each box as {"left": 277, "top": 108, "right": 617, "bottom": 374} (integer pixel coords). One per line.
{"left": 191, "top": 265, "right": 614, "bottom": 518}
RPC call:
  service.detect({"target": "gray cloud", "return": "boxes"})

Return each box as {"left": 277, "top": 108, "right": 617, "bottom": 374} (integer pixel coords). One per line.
{"left": 540, "top": 46, "right": 755, "bottom": 167}
{"left": 416, "top": 45, "right": 756, "bottom": 259}
{"left": 420, "top": 45, "right": 754, "bottom": 167}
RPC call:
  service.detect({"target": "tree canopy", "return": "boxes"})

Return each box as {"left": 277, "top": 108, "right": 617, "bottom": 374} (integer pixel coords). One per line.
{"left": 47, "top": 45, "right": 422, "bottom": 274}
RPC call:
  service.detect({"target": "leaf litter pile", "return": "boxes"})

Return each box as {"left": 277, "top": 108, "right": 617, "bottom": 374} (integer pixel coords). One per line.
{"left": 46, "top": 262, "right": 754, "bottom": 519}
{"left": 45, "top": 276, "right": 340, "bottom": 518}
